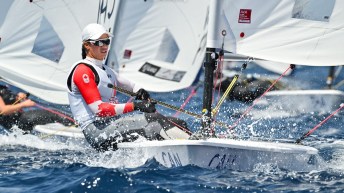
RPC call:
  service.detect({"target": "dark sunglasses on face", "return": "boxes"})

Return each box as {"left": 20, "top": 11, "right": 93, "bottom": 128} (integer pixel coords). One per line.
{"left": 87, "top": 38, "right": 111, "bottom": 46}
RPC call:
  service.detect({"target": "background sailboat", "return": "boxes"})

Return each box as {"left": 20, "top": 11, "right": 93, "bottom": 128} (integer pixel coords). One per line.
{"left": 221, "top": 0, "right": 343, "bottom": 66}
{"left": 217, "top": 0, "right": 344, "bottom": 117}
{"left": 0, "top": 0, "right": 100, "bottom": 105}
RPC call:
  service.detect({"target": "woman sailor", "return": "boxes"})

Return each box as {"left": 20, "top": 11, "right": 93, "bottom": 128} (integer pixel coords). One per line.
{"left": 67, "top": 23, "right": 190, "bottom": 151}
{"left": 0, "top": 85, "right": 73, "bottom": 132}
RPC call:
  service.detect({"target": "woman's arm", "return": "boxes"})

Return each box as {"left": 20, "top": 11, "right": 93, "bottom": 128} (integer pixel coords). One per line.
{"left": 0, "top": 94, "right": 35, "bottom": 115}
{"left": 73, "top": 64, "right": 134, "bottom": 117}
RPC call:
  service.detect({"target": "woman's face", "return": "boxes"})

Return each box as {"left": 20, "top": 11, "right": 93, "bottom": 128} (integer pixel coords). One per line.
{"left": 84, "top": 34, "right": 110, "bottom": 60}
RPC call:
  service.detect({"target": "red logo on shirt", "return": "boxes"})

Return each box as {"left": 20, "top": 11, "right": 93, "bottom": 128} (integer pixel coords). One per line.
{"left": 82, "top": 74, "right": 90, "bottom": 83}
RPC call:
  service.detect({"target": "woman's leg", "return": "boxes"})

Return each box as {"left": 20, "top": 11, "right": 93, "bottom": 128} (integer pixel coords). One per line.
{"left": 83, "top": 114, "right": 156, "bottom": 151}
{"left": 82, "top": 113, "right": 191, "bottom": 151}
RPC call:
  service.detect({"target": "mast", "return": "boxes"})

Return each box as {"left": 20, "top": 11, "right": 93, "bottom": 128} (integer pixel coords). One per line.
{"left": 201, "top": 0, "right": 222, "bottom": 137}
{"left": 326, "top": 66, "right": 335, "bottom": 89}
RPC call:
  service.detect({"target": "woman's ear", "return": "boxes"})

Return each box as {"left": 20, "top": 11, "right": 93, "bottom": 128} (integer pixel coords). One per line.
{"left": 83, "top": 42, "right": 91, "bottom": 50}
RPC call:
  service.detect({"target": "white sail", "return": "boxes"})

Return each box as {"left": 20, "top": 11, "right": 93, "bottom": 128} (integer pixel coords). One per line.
{"left": 213, "top": 0, "right": 344, "bottom": 66}
{"left": 253, "top": 60, "right": 292, "bottom": 75}
{"left": 105, "top": 0, "right": 210, "bottom": 92}
{"left": 0, "top": 0, "right": 100, "bottom": 104}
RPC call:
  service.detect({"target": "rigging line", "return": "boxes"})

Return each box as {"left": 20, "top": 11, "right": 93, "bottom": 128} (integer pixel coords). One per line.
{"left": 107, "top": 83, "right": 232, "bottom": 128}
{"left": 34, "top": 104, "right": 75, "bottom": 123}
{"left": 212, "top": 61, "right": 247, "bottom": 137}
{"left": 210, "top": 55, "right": 225, "bottom": 134}
{"left": 167, "top": 119, "right": 193, "bottom": 135}
{"left": 108, "top": 83, "right": 204, "bottom": 119}
{"left": 295, "top": 103, "right": 344, "bottom": 144}
{"left": 212, "top": 74, "right": 238, "bottom": 116}
{"left": 212, "top": 30, "right": 226, "bottom": 106}
{"left": 228, "top": 64, "right": 294, "bottom": 131}
{"left": 173, "top": 83, "right": 202, "bottom": 117}
{"left": 24, "top": 92, "right": 75, "bottom": 123}
{"left": 213, "top": 54, "right": 224, "bottom": 104}
{"left": 212, "top": 61, "right": 249, "bottom": 117}
{"left": 154, "top": 109, "right": 191, "bottom": 135}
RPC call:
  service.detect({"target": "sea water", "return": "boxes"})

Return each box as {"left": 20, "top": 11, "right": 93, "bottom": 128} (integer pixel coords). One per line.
{"left": 1, "top": 66, "right": 344, "bottom": 193}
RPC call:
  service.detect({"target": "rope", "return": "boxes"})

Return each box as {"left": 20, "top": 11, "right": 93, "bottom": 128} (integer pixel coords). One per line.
{"left": 212, "top": 31, "right": 227, "bottom": 106}
{"left": 210, "top": 54, "right": 226, "bottom": 135}
{"left": 107, "top": 83, "right": 232, "bottom": 128}
{"left": 173, "top": 83, "right": 201, "bottom": 117}
{"left": 296, "top": 103, "right": 344, "bottom": 144}
{"left": 33, "top": 103, "right": 77, "bottom": 139}
{"left": 228, "top": 64, "right": 294, "bottom": 131}
{"left": 109, "top": 83, "right": 203, "bottom": 117}
{"left": 212, "top": 74, "right": 238, "bottom": 115}
{"left": 211, "top": 60, "right": 249, "bottom": 129}
{"left": 213, "top": 54, "right": 224, "bottom": 106}
{"left": 34, "top": 104, "right": 75, "bottom": 123}
{"left": 167, "top": 118, "right": 193, "bottom": 135}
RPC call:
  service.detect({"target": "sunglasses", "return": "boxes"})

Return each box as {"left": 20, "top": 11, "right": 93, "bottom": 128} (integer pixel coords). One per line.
{"left": 87, "top": 38, "right": 111, "bottom": 46}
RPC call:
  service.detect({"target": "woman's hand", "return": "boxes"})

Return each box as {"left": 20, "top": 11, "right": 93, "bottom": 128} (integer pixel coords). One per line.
{"left": 133, "top": 100, "right": 156, "bottom": 113}
{"left": 135, "top": 89, "right": 150, "bottom": 100}
{"left": 17, "top": 92, "right": 35, "bottom": 108}
{"left": 20, "top": 99, "right": 36, "bottom": 108}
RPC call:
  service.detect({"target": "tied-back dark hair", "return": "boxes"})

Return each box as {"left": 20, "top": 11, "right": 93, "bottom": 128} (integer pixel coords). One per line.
{"left": 82, "top": 44, "right": 87, "bottom": 59}
{"left": 0, "top": 85, "right": 16, "bottom": 104}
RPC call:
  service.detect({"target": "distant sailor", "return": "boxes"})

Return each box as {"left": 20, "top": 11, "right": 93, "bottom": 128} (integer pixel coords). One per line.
{"left": 0, "top": 84, "right": 74, "bottom": 132}
{"left": 67, "top": 23, "right": 191, "bottom": 151}
{"left": 217, "top": 74, "right": 285, "bottom": 103}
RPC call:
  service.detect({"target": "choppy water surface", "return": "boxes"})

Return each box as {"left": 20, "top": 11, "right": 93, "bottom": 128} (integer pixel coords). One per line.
{"left": 1, "top": 66, "right": 344, "bottom": 193}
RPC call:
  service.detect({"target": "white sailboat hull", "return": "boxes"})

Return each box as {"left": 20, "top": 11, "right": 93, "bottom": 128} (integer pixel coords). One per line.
{"left": 34, "top": 123, "right": 84, "bottom": 139}
{"left": 118, "top": 138, "right": 319, "bottom": 171}
{"left": 33, "top": 123, "right": 319, "bottom": 171}
{"left": 251, "top": 89, "right": 344, "bottom": 118}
